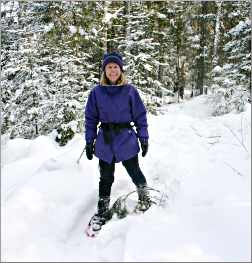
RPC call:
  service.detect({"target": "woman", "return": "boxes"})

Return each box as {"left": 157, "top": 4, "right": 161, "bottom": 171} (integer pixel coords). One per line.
{"left": 85, "top": 52, "right": 151, "bottom": 232}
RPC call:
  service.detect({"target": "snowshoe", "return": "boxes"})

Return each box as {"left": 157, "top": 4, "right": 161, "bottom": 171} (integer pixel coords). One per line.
{"left": 85, "top": 187, "right": 168, "bottom": 237}
{"left": 85, "top": 197, "right": 112, "bottom": 238}
{"left": 110, "top": 186, "right": 169, "bottom": 218}
{"left": 85, "top": 213, "right": 107, "bottom": 237}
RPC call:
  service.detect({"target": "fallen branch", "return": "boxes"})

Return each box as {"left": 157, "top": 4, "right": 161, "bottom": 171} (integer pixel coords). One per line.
{"left": 190, "top": 125, "right": 221, "bottom": 139}
{"left": 223, "top": 120, "right": 249, "bottom": 154}
{"left": 224, "top": 161, "right": 245, "bottom": 177}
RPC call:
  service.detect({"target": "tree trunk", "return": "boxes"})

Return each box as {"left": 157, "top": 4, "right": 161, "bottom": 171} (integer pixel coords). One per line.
{"left": 213, "top": 1, "right": 222, "bottom": 67}
{"left": 103, "top": 0, "right": 111, "bottom": 52}
{"left": 196, "top": 2, "right": 207, "bottom": 95}
{"left": 175, "top": 16, "right": 185, "bottom": 100}
{"left": 125, "top": 0, "right": 132, "bottom": 75}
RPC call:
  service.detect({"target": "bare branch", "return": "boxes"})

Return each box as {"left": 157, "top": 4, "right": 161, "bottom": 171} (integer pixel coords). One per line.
{"left": 190, "top": 125, "right": 221, "bottom": 139}
{"left": 224, "top": 161, "right": 245, "bottom": 177}
{"left": 223, "top": 121, "right": 249, "bottom": 154}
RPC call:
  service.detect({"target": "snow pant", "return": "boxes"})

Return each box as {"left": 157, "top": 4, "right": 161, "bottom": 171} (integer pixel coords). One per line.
{"left": 98, "top": 154, "right": 147, "bottom": 199}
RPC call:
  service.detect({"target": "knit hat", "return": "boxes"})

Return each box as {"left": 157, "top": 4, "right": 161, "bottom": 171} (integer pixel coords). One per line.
{"left": 102, "top": 52, "right": 124, "bottom": 71}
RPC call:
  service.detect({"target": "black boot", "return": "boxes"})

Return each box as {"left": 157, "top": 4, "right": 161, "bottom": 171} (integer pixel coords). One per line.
{"left": 98, "top": 197, "right": 112, "bottom": 220}
{"left": 89, "top": 197, "right": 112, "bottom": 232}
{"left": 135, "top": 185, "right": 152, "bottom": 212}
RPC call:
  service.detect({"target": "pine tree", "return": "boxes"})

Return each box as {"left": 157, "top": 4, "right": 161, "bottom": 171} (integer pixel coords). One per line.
{"left": 208, "top": 1, "right": 251, "bottom": 115}
{"left": 223, "top": 2, "right": 251, "bottom": 90}
{"left": 2, "top": 1, "right": 250, "bottom": 142}
{"left": 1, "top": 1, "right": 50, "bottom": 138}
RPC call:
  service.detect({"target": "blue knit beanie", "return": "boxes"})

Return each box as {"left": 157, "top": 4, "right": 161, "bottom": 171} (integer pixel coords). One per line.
{"left": 102, "top": 52, "right": 124, "bottom": 71}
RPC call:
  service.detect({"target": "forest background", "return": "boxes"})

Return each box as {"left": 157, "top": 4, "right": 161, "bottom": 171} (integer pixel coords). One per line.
{"left": 1, "top": 0, "right": 251, "bottom": 146}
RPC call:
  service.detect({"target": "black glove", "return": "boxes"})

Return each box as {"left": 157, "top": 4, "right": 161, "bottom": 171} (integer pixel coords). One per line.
{"left": 140, "top": 139, "right": 148, "bottom": 157}
{"left": 85, "top": 142, "right": 94, "bottom": 160}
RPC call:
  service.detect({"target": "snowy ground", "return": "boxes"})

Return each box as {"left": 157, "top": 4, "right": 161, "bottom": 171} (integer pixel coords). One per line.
{"left": 1, "top": 96, "right": 251, "bottom": 262}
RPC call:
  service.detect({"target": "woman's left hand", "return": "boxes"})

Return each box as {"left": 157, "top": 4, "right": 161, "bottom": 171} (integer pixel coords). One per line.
{"left": 85, "top": 142, "right": 94, "bottom": 160}
{"left": 140, "top": 140, "right": 148, "bottom": 157}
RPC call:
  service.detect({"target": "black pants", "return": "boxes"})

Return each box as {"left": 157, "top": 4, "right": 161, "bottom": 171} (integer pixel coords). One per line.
{"left": 98, "top": 155, "right": 147, "bottom": 199}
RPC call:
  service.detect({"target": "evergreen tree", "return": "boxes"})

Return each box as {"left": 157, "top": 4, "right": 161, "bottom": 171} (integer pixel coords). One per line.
{"left": 1, "top": 1, "right": 50, "bottom": 138}
{"left": 2, "top": 1, "right": 251, "bottom": 143}
{"left": 209, "top": 1, "right": 251, "bottom": 116}
{"left": 223, "top": 2, "right": 251, "bottom": 90}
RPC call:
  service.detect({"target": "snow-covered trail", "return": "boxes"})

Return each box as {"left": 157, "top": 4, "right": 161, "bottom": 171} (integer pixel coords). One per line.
{"left": 1, "top": 96, "right": 251, "bottom": 261}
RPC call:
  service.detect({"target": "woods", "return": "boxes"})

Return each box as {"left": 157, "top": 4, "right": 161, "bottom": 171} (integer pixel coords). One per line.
{"left": 1, "top": 1, "right": 251, "bottom": 145}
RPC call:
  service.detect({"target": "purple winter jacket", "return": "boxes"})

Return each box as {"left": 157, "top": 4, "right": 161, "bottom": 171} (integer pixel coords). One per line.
{"left": 85, "top": 84, "right": 149, "bottom": 163}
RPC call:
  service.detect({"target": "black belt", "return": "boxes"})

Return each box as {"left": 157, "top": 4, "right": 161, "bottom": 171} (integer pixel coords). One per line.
{"left": 99, "top": 122, "right": 133, "bottom": 144}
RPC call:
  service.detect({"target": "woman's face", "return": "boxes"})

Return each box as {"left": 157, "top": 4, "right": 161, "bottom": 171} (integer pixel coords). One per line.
{"left": 105, "top": 62, "right": 121, "bottom": 84}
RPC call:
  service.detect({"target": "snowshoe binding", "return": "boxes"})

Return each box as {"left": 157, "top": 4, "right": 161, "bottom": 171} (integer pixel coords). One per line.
{"left": 134, "top": 185, "right": 153, "bottom": 212}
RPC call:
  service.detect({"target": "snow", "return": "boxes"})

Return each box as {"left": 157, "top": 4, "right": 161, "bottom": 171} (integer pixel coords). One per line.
{"left": 212, "top": 65, "right": 222, "bottom": 73}
{"left": 228, "top": 19, "right": 251, "bottom": 36}
{"left": 103, "top": 12, "right": 114, "bottom": 24}
{"left": 69, "top": 25, "right": 77, "bottom": 34}
{"left": 102, "top": 7, "right": 124, "bottom": 24}
{"left": 79, "top": 27, "right": 85, "bottom": 36}
{"left": 44, "top": 23, "right": 54, "bottom": 33}
{"left": 1, "top": 96, "right": 251, "bottom": 262}
{"left": 143, "top": 64, "right": 153, "bottom": 71}
{"left": 156, "top": 12, "right": 167, "bottom": 19}
{"left": 1, "top": 1, "right": 19, "bottom": 12}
